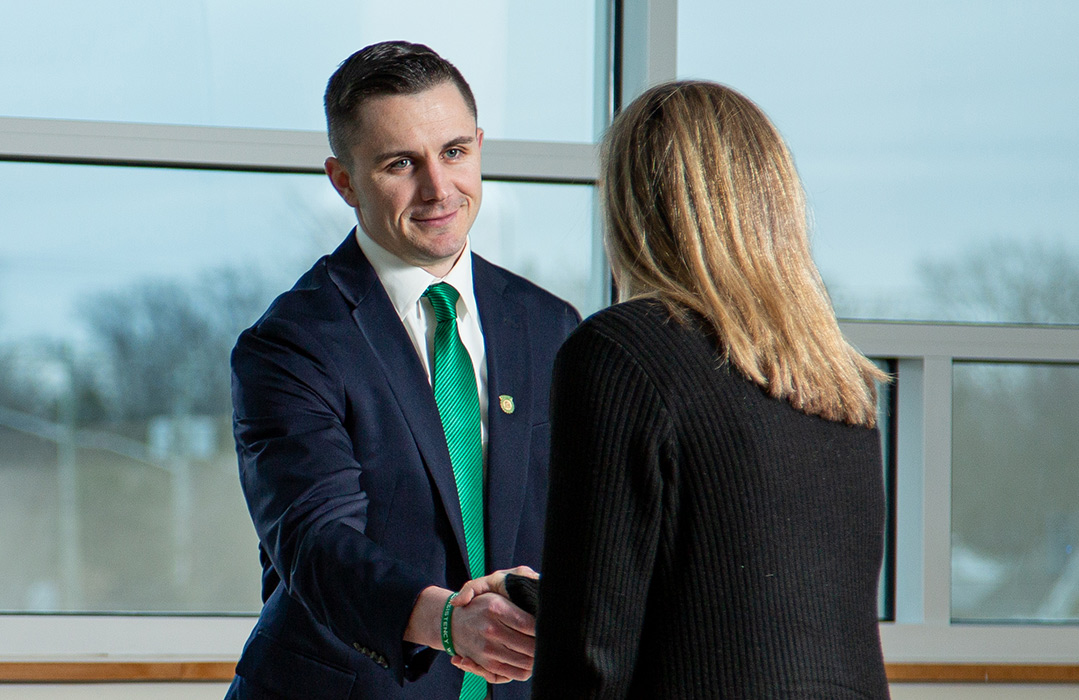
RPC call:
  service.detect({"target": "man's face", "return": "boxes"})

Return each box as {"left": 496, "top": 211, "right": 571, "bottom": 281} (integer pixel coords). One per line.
{"left": 325, "top": 81, "right": 483, "bottom": 277}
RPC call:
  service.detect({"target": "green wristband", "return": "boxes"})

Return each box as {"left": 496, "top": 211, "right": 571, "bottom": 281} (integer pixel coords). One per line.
{"left": 441, "top": 592, "right": 459, "bottom": 656}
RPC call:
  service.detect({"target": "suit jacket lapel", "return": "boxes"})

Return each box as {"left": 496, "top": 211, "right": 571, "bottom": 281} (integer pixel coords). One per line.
{"left": 325, "top": 232, "right": 470, "bottom": 572}
{"left": 474, "top": 256, "right": 533, "bottom": 572}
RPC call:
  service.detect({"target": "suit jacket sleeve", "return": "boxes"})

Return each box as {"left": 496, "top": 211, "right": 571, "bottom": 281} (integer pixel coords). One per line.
{"left": 232, "top": 312, "right": 436, "bottom": 682}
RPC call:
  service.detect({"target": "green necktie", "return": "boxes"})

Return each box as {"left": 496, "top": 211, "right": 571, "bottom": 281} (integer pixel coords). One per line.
{"left": 423, "top": 282, "right": 487, "bottom": 700}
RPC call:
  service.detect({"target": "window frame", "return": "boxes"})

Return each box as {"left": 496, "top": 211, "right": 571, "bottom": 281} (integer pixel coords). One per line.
{"left": 845, "top": 320, "right": 1079, "bottom": 664}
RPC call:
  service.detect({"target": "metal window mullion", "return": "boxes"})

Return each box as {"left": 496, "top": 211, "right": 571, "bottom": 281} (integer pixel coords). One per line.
{"left": 920, "top": 355, "right": 954, "bottom": 624}
{"left": 841, "top": 321, "right": 1079, "bottom": 364}
{"left": 617, "top": 0, "right": 678, "bottom": 108}
{"left": 0, "top": 116, "right": 598, "bottom": 183}
{"left": 0, "top": 117, "right": 327, "bottom": 172}
{"left": 888, "top": 354, "right": 953, "bottom": 627}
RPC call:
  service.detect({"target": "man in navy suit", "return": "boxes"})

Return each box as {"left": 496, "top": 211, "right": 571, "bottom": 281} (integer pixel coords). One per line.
{"left": 225, "top": 41, "right": 579, "bottom": 699}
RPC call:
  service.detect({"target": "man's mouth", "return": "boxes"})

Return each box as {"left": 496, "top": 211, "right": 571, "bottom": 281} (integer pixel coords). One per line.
{"left": 411, "top": 203, "right": 463, "bottom": 227}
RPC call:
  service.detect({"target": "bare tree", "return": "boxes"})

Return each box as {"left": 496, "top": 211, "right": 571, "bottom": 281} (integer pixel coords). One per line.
{"left": 917, "top": 237, "right": 1079, "bottom": 325}
{"left": 77, "top": 267, "right": 275, "bottom": 421}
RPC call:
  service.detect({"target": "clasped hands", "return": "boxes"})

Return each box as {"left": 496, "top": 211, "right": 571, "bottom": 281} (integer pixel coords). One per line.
{"left": 445, "top": 565, "right": 540, "bottom": 684}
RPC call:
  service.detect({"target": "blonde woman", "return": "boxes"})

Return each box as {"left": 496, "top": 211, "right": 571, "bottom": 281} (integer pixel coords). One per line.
{"left": 532, "top": 81, "right": 891, "bottom": 698}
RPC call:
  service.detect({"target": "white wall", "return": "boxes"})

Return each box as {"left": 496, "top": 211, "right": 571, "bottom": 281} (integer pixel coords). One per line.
{"left": 890, "top": 685, "right": 1079, "bottom": 699}
{"left": 0, "top": 685, "right": 230, "bottom": 699}
{"left": 1, "top": 683, "right": 1078, "bottom": 699}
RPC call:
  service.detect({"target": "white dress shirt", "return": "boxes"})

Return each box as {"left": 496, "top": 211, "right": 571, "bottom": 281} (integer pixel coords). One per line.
{"left": 353, "top": 228, "right": 489, "bottom": 451}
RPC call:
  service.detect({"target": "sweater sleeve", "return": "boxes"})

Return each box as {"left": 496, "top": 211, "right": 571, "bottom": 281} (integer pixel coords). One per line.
{"left": 532, "top": 322, "right": 674, "bottom": 699}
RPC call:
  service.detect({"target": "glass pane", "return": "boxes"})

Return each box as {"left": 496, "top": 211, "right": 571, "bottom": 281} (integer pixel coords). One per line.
{"left": 0, "top": 164, "right": 351, "bottom": 614}
{"left": 472, "top": 182, "right": 603, "bottom": 318}
{"left": 1, "top": 1, "right": 603, "bottom": 143}
{"left": 951, "top": 362, "right": 1079, "bottom": 622}
{"left": 874, "top": 359, "right": 897, "bottom": 621}
{"left": 0, "top": 162, "right": 599, "bottom": 613}
{"left": 677, "top": 1, "right": 1079, "bottom": 324}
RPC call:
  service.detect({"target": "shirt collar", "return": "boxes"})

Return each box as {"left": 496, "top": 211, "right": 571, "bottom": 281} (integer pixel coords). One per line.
{"left": 353, "top": 228, "right": 476, "bottom": 320}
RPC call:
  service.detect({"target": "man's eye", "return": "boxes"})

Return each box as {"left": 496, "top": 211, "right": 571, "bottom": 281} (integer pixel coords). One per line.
{"left": 445, "top": 148, "right": 462, "bottom": 159}
{"left": 390, "top": 158, "right": 412, "bottom": 169}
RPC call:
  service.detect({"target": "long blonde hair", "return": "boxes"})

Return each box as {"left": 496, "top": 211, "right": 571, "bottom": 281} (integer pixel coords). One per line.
{"left": 602, "top": 80, "right": 887, "bottom": 427}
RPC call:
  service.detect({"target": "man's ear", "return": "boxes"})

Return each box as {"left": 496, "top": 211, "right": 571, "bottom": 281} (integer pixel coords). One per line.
{"left": 325, "top": 157, "right": 359, "bottom": 209}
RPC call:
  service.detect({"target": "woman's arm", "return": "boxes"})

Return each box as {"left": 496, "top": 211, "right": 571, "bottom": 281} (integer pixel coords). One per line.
{"left": 531, "top": 324, "right": 673, "bottom": 698}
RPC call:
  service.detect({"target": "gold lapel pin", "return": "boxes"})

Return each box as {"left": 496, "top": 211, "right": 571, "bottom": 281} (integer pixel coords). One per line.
{"left": 498, "top": 394, "right": 515, "bottom": 414}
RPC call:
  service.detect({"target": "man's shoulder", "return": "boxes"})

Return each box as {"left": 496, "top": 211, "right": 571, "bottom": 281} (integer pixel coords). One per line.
{"left": 249, "top": 231, "right": 374, "bottom": 329}
{"left": 472, "top": 254, "right": 578, "bottom": 318}
{"left": 238, "top": 255, "right": 347, "bottom": 345}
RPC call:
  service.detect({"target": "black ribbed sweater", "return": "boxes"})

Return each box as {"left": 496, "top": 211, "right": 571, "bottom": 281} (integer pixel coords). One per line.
{"left": 532, "top": 299, "right": 889, "bottom": 699}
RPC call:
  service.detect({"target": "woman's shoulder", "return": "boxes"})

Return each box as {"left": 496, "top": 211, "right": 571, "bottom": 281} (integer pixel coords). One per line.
{"left": 574, "top": 297, "right": 677, "bottom": 343}
{"left": 559, "top": 298, "right": 668, "bottom": 363}
{"left": 562, "top": 298, "right": 719, "bottom": 379}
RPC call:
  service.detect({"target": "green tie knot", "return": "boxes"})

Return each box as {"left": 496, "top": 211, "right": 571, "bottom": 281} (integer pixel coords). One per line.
{"left": 424, "top": 282, "right": 460, "bottom": 323}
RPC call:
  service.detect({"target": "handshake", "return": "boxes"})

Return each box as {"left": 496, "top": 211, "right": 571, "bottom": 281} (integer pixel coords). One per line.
{"left": 407, "top": 566, "right": 542, "bottom": 684}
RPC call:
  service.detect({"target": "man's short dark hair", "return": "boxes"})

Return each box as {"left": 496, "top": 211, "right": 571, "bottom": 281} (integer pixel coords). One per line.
{"left": 324, "top": 41, "right": 477, "bottom": 165}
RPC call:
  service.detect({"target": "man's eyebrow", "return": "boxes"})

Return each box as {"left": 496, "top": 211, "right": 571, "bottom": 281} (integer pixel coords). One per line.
{"left": 371, "top": 135, "right": 476, "bottom": 164}
{"left": 442, "top": 135, "right": 476, "bottom": 150}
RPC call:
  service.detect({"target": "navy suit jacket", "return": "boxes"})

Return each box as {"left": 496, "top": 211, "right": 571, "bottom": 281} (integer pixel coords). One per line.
{"left": 228, "top": 232, "right": 579, "bottom": 700}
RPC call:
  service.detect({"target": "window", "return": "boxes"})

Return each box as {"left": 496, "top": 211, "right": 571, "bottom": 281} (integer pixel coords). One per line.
{"left": 677, "top": 0, "right": 1079, "bottom": 325}
{"left": 952, "top": 361, "right": 1079, "bottom": 623}
{"left": 5, "top": 0, "right": 1079, "bottom": 680}
{"left": 472, "top": 182, "right": 601, "bottom": 314}
{"left": 845, "top": 322, "right": 1079, "bottom": 664}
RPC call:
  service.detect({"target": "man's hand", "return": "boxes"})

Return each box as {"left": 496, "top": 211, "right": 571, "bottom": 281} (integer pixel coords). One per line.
{"left": 453, "top": 565, "right": 539, "bottom": 606}
{"left": 404, "top": 567, "right": 540, "bottom": 684}
{"left": 449, "top": 591, "right": 536, "bottom": 683}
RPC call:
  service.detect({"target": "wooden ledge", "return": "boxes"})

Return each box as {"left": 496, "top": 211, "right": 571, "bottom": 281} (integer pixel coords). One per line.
{"left": 1, "top": 661, "right": 1078, "bottom": 684}
{"left": 0, "top": 661, "right": 235, "bottom": 683}
{"left": 885, "top": 663, "right": 1079, "bottom": 683}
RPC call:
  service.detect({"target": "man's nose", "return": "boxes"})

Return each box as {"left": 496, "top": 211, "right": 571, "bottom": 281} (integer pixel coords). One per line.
{"left": 419, "top": 161, "right": 451, "bottom": 201}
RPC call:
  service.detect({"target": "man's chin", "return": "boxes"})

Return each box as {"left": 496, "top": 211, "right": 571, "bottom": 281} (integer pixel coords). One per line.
{"left": 413, "top": 236, "right": 469, "bottom": 274}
